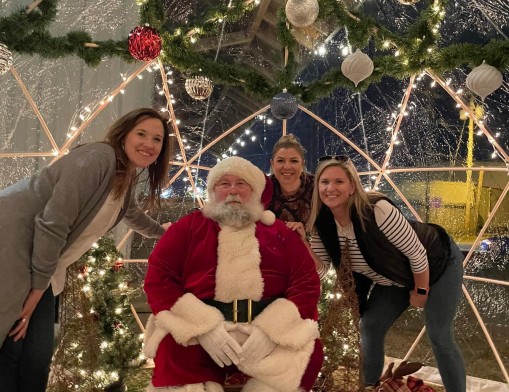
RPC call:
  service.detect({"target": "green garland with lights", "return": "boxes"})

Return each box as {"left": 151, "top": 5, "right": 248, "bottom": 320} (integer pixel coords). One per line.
{"left": 1, "top": 0, "right": 508, "bottom": 102}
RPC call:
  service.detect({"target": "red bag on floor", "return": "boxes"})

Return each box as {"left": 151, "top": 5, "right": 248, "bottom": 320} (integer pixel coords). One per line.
{"left": 375, "top": 362, "right": 435, "bottom": 392}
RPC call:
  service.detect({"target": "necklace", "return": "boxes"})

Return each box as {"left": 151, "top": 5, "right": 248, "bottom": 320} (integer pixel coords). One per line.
{"left": 337, "top": 221, "right": 353, "bottom": 239}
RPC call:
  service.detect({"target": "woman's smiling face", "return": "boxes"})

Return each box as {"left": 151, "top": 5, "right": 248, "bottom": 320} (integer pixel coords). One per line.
{"left": 123, "top": 117, "right": 164, "bottom": 169}
{"left": 271, "top": 147, "right": 304, "bottom": 191}
{"left": 318, "top": 166, "right": 355, "bottom": 212}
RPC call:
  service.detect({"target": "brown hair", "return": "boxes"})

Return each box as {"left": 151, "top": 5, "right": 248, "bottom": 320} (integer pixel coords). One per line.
{"left": 102, "top": 108, "right": 172, "bottom": 208}
{"left": 271, "top": 134, "right": 307, "bottom": 162}
{"left": 270, "top": 134, "right": 308, "bottom": 176}
{"left": 306, "top": 158, "right": 384, "bottom": 232}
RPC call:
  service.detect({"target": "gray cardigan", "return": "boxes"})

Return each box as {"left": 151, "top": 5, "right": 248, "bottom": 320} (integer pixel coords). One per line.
{"left": 0, "top": 143, "right": 164, "bottom": 344}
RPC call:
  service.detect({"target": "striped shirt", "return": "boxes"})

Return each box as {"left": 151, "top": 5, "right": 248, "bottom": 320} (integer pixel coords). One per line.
{"left": 311, "top": 199, "right": 428, "bottom": 285}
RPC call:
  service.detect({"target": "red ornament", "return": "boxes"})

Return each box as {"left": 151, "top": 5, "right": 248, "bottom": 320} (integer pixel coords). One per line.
{"left": 113, "top": 260, "right": 124, "bottom": 271}
{"left": 128, "top": 25, "right": 162, "bottom": 61}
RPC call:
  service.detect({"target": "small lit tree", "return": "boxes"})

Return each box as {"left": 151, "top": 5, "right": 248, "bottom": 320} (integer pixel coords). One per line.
{"left": 49, "top": 237, "right": 144, "bottom": 391}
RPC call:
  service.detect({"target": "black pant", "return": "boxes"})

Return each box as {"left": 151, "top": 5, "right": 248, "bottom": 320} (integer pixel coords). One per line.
{"left": 0, "top": 286, "right": 55, "bottom": 392}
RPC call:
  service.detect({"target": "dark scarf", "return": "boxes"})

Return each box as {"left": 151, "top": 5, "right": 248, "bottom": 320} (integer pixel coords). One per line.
{"left": 268, "top": 172, "right": 314, "bottom": 223}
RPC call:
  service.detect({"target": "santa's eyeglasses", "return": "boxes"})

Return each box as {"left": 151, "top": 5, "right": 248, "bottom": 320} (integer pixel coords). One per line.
{"left": 317, "top": 155, "right": 350, "bottom": 163}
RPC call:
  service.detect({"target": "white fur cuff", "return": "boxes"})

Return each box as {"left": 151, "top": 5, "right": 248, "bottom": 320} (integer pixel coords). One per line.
{"left": 238, "top": 340, "right": 316, "bottom": 392}
{"left": 253, "top": 298, "right": 319, "bottom": 350}
{"left": 143, "top": 293, "right": 224, "bottom": 356}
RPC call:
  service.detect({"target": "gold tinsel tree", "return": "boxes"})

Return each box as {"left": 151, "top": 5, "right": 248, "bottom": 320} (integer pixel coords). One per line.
{"left": 314, "top": 241, "right": 362, "bottom": 392}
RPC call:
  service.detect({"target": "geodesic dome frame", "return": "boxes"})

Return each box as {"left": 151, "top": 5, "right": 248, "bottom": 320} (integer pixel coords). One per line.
{"left": 1, "top": 0, "right": 508, "bottom": 388}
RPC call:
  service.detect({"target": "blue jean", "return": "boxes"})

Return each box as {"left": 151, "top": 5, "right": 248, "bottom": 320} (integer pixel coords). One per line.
{"left": 0, "top": 286, "right": 55, "bottom": 392}
{"left": 360, "top": 241, "right": 466, "bottom": 392}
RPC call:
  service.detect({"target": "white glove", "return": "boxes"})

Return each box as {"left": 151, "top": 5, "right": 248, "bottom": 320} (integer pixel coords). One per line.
{"left": 197, "top": 323, "right": 243, "bottom": 367}
{"left": 238, "top": 325, "right": 276, "bottom": 367}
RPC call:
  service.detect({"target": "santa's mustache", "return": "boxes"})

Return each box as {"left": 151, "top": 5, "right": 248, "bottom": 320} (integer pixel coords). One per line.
{"left": 224, "top": 194, "right": 242, "bottom": 204}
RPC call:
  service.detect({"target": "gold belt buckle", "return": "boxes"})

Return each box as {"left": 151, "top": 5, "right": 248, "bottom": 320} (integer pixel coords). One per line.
{"left": 232, "top": 299, "right": 252, "bottom": 324}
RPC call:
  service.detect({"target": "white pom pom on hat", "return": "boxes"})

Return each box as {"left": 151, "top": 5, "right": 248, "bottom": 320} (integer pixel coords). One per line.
{"left": 259, "top": 210, "right": 276, "bottom": 226}
{"left": 206, "top": 156, "right": 276, "bottom": 226}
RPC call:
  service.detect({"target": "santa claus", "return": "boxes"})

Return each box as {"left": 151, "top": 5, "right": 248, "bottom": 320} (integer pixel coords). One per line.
{"left": 143, "top": 156, "right": 323, "bottom": 392}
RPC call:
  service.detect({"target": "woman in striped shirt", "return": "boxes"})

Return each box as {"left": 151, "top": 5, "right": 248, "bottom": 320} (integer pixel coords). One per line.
{"left": 294, "top": 156, "right": 466, "bottom": 391}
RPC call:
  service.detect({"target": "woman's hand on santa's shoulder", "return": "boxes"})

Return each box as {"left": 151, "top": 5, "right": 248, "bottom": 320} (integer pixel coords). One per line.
{"left": 285, "top": 221, "right": 307, "bottom": 242}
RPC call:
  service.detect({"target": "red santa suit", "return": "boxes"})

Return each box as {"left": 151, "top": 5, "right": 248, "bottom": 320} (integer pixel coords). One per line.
{"left": 143, "top": 208, "right": 323, "bottom": 392}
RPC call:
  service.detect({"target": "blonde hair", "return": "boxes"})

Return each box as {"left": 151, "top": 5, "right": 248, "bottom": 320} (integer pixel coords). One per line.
{"left": 306, "top": 158, "right": 384, "bottom": 232}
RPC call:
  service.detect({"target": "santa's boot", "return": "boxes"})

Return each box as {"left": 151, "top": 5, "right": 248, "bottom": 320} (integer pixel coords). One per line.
{"left": 146, "top": 381, "right": 224, "bottom": 392}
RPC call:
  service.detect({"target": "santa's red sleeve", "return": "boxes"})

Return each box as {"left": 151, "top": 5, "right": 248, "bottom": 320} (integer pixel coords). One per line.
{"left": 143, "top": 212, "right": 224, "bottom": 357}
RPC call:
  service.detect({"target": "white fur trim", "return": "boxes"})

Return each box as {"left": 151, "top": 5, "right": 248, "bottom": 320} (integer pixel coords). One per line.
{"left": 215, "top": 223, "right": 264, "bottom": 301}
{"left": 259, "top": 210, "right": 276, "bottom": 226}
{"left": 253, "top": 298, "right": 319, "bottom": 350}
{"left": 241, "top": 379, "right": 305, "bottom": 392}
{"left": 238, "top": 340, "right": 316, "bottom": 392}
{"left": 238, "top": 299, "right": 319, "bottom": 392}
{"left": 143, "top": 293, "right": 224, "bottom": 356}
{"left": 145, "top": 382, "right": 223, "bottom": 392}
{"left": 207, "top": 157, "right": 266, "bottom": 199}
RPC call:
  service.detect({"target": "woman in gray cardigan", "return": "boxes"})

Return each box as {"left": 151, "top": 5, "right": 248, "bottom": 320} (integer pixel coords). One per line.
{"left": 0, "top": 107, "right": 172, "bottom": 392}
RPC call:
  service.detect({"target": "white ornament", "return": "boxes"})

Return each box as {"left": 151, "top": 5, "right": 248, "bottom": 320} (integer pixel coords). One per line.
{"left": 398, "top": 0, "right": 420, "bottom": 4}
{"left": 466, "top": 61, "right": 503, "bottom": 101}
{"left": 285, "top": 0, "right": 319, "bottom": 28}
{"left": 0, "top": 42, "right": 13, "bottom": 75}
{"left": 185, "top": 76, "right": 213, "bottom": 100}
{"left": 341, "top": 49, "right": 374, "bottom": 87}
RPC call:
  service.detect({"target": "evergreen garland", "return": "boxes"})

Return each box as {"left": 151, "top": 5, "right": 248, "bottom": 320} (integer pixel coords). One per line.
{"left": 1, "top": 0, "right": 508, "bottom": 102}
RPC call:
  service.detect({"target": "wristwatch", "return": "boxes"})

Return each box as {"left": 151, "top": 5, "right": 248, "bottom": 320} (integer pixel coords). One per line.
{"left": 415, "top": 287, "right": 429, "bottom": 295}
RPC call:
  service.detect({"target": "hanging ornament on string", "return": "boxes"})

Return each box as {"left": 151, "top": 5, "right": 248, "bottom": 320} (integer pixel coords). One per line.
{"left": 185, "top": 75, "right": 213, "bottom": 100}
{"left": 397, "top": 0, "right": 420, "bottom": 5}
{"left": 128, "top": 25, "right": 162, "bottom": 61}
{"left": 466, "top": 61, "right": 503, "bottom": 101}
{"left": 341, "top": 49, "right": 374, "bottom": 87}
{"left": 0, "top": 42, "right": 13, "bottom": 75}
{"left": 270, "top": 89, "right": 298, "bottom": 120}
{"left": 285, "top": 0, "right": 319, "bottom": 28}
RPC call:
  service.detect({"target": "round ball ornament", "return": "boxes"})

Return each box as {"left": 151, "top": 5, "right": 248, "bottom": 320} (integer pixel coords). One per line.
{"left": 0, "top": 42, "right": 13, "bottom": 75}
{"left": 185, "top": 76, "right": 213, "bottom": 100}
{"left": 466, "top": 61, "right": 503, "bottom": 101}
{"left": 128, "top": 25, "right": 162, "bottom": 61}
{"left": 285, "top": 0, "right": 319, "bottom": 28}
{"left": 341, "top": 49, "right": 374, "bottom": 87}
{"left": 270, "top": 90, "right": 298, "bottom": 120}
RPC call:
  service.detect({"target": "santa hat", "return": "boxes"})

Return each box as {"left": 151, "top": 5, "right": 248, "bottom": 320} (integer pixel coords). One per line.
{"left": 207, "top": 157, "right": 275, "bottom": 226}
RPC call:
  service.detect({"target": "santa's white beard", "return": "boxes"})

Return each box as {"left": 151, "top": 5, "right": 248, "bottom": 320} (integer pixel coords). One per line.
{"left": 203, "top": 194, "right": 263, "bottom": 228}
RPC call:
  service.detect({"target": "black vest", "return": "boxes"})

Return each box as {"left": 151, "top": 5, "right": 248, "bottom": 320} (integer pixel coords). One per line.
{"left": 315, "top": 196, "right": 451, "bottom": 314}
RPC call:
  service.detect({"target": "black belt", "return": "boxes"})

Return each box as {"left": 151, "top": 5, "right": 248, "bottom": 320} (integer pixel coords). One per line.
{"left": 203, "top": 298, "right": 277, "bottom": 323}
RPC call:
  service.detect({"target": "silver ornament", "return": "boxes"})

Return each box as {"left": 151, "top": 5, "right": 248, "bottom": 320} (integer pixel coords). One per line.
{"left": 0, "top": 43, "right": 13, "bottom": 75}
{"left": 341, "top": 49, "right": 374, "bottom": 87}
{"left": 271, "top": 91, "right": 298, "bottom": 120}
{"left": 285, "top": 0, "right": 319, "bottom": 28}
{"left": 184, "top": 76, "right": 213, "bottom": 100}
{"left": 466, "top": 61, "right": 503, "bottom": 101}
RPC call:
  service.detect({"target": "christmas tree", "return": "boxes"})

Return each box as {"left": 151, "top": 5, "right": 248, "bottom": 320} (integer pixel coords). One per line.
{"left": 49, "top": 237, "right": 145, "bottom": 391}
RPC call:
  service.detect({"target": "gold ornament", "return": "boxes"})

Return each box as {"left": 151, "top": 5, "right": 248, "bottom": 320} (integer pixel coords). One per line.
{"left": 466, "top": 61, "right": 503, "bottom": 101}
{"left": 285, "top": 0, "right": 319, "bottom": 28}
{"left": 341, "top": 49, "right": 374, "bottom": 87}
{"left": 184, "top": 76, "right": 213, "bottom": 100}
{"left": 0, "top": 42, "right": 13, "bottom": 75}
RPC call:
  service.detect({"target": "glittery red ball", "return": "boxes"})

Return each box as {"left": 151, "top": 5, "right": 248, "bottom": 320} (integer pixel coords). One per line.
{"left": 128, "top": 25, "right": 162, "bottom": 61}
